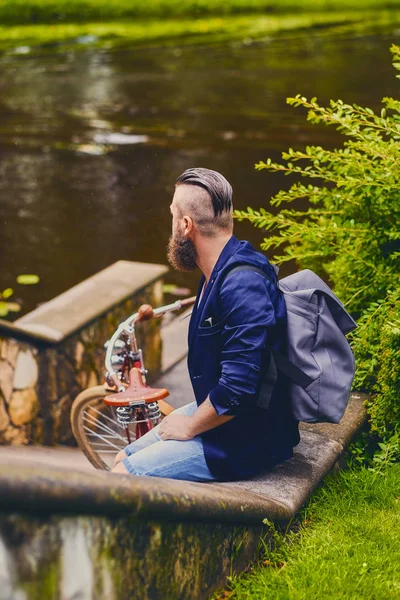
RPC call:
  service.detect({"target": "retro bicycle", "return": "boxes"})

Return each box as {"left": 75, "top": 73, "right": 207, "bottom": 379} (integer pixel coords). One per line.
{"left": 70, "top": 296, "right": 195, "bottom": 470}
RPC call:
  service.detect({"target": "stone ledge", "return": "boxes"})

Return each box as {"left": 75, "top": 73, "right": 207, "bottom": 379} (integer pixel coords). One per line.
{"left": 300, "top": 392, "right": 368, "bottom": 448}
{"left": 0, "top": 394, "right": 367, "bottom": 526}
{"left": 1, "top": 260, "right": 168, "bottom": 345}
{"left": 218, "top": 393, "right": 367, "bottom": 514}
{"left": 219, "top": 431, "right": 343, "bottom": 515}
{"left": 0, "top": 318, "right": 55, "bottom": 346}
{"left": 0, "top": 458, "right": 291, "bottom": 525}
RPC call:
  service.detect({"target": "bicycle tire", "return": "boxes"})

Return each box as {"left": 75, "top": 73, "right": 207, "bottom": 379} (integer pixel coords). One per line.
{"left": 71, "top": 385, "right": 137, "bottom": 471}
{"left": 71, "top": 386, "right": 173, "bottom": 471}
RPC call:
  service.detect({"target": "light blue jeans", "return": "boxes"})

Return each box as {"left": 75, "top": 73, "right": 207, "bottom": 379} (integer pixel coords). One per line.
{"left": 122, "top": 401, "right": 216, "bottom": 481}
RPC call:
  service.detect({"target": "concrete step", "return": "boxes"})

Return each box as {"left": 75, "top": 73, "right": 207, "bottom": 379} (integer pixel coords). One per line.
{"left": 0, "top": 445, "right": 93, "bottom": 472}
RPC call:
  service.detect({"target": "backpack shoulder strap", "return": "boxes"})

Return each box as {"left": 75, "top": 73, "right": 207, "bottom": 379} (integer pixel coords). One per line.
{"left": 222, "top": 265, "right": 313, "bottom": 391}
{"left": 224, "top": 264, "right": 274, "bottom": 286}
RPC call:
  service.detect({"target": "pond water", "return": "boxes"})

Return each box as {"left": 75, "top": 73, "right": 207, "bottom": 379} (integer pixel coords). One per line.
{"left": 0, "top": 25, "right": 399, "bottom": 315}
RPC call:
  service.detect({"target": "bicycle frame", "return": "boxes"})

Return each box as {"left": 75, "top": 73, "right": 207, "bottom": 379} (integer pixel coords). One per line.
{"left": 104, "top": 296, "right": 195, "bottom": 390}
{"left": 70, "top": 295, "right": 197, "bottom": 469}
{"left": 103, "top": 295, "right": 196, "bottom": 440}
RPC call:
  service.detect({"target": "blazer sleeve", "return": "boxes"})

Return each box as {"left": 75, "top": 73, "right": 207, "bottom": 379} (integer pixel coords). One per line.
{"left": 209, "top": 270, "right": 276, "bottom": 416}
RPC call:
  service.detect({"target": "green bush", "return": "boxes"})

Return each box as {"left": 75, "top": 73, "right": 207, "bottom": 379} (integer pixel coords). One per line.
{"left": 365, "top": 292, "right": 400, "bottom": 435}
{"left": 235, "top": 45, "right": 400, "bottom": 447}
{"left": 350, "top": 289, "right": 400, "bottom": 461}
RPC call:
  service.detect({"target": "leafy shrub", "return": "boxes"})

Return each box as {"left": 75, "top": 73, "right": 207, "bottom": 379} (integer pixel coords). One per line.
{"left": 366, "top": 293, "right": 400, "bottom": 437}
{"left": 235, "top": 45, "right": 400, "bottom": 445}
{"left": 350, "top": 289, "right": 400, "bottom": 463}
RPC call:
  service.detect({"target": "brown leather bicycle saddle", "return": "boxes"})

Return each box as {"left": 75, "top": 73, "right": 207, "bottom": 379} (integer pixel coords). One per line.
{"left": 104, "top": 367, "right": 169, "bottom": 407}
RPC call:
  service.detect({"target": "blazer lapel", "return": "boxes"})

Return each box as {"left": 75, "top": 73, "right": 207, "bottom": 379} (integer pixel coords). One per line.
{"left": 188, "top": 235, "right": 240, "bottom": 347}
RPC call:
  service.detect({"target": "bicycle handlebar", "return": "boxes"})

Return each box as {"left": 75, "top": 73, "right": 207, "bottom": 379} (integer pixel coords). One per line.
{"left": 105, "top": 295, "right": 196, "bottom": 388}
{"left": 138, "top": 296, "right": 197, "bottom": 321}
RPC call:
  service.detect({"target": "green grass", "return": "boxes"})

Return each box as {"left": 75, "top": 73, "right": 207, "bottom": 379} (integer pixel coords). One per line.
{"left": 1, "top": 11, "right": 400, "bottom": 53}
{"left": 217, "top": 465, "right": 400, "bottom": 600}
{"left": 2, "top": 0, "right": 400, "bottom": 25}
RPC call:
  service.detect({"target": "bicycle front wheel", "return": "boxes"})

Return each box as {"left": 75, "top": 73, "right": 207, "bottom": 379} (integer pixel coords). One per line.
{"left": 70, "top": 386, "right": 140, "bottom": 470}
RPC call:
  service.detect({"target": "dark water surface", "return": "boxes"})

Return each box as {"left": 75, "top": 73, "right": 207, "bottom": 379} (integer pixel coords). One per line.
{"left": 0, "top": 27, "right": 399, "bottom": 314}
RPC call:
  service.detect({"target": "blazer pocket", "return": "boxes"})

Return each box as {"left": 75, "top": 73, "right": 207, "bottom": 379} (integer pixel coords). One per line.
{"left": 197, "top": 321, "right": 224, "bottom": 336}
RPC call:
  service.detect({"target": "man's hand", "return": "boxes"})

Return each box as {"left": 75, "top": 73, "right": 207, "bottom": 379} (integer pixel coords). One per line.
{"left": 158, "top": 414, "right": 195, "bottom": 441}
{"left": 158, "top": 397, "right": 234, "bottom": 441}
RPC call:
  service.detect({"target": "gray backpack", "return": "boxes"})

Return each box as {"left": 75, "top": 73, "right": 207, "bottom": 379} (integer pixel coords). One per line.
{"left": 226, "top": 267, "right": 357, "bottom": 424}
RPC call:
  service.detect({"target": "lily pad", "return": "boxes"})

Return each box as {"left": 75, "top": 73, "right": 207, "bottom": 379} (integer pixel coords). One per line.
{"left": 16, "top": 274, "right": 40, "bottom": 285}
{"left": 1, "top": 288, "right": 13, "bottom": 299}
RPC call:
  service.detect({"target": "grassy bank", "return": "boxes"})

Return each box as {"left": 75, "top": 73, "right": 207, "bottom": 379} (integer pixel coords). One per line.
{"left": 216, "top": 465, "right": 400, "bottom": 599}
{"left": 1, "top": 11, "right": 400, "bottom": 53}
{"left": 1, "top": 0, "right": 400, "bottom": 25}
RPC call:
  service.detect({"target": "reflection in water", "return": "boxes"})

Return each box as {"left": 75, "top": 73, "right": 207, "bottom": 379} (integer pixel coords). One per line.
{"left": 0, "top": 29, "right": 399, "bottom": 314}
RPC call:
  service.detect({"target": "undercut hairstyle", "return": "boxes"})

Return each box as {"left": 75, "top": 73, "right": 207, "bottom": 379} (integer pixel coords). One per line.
{"left": 175, "top": 167, "right": 233, "bottom": 237}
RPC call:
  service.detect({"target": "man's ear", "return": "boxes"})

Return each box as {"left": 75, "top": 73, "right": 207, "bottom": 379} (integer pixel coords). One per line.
{"left": 182, "top": 215, "right": 194, "bottom": 237}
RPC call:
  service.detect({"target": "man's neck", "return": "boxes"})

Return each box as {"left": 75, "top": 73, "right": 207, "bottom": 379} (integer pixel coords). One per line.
{"left": 195, "top": 233, "right": 233, "bottom": 284}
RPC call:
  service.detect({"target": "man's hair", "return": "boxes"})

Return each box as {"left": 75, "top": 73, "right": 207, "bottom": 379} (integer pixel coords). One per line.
{"left": 175, "top": 167, "right": 233, "bottom": 237}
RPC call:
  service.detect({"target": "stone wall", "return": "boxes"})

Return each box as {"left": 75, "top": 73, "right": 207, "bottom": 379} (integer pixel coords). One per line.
{"left": 0, "top": 456, "right": 283, "bottom": 600}
{"left": 0, "top": 513, "right": 263, "bottom": 600}
{"left": 0, "top": 394, "right": 368, "bottom": 599}
{"left": 0, "top": 261, "right": 167, "bottom": 447}
{"left": 0, "top": 339, "right": 39, "bottom": 445}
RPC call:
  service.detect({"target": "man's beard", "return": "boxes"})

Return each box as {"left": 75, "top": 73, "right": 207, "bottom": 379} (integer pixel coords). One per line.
{"left": 167, "top": 232, "right": 198, "bottom": 272}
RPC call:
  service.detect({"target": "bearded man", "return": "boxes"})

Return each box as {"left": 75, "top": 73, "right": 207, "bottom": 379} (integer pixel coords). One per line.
{"left": 112, "top": 167, "right": 299, "bottom": 481}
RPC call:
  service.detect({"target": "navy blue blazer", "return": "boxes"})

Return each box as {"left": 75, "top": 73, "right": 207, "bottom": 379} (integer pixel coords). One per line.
{"left": 188, "top": 235, "right": 300, "bottom": 481}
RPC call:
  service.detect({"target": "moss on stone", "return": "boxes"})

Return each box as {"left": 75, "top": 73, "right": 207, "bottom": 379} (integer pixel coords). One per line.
{"left": 0, "top": 510, "right": 266, "bottom": 599}
{"left": 20, "top": 563, "right": 59, "bottom": 600}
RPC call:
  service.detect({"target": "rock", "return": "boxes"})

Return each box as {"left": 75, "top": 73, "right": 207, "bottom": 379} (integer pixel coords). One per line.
{"left": 0, "top": 360, "right": 14, "bottom": 404}
{"left": 38, "top": 349, "right": 59, "bottom": 402}
{"left": 13, "top": 350, "right": 39, "bottom": 390}
{"left": 0, "top": 396, "right": 10, "bottom": 432}
{"left": 57, "top": 353, "right": 77, "bottom": 397}
{"left": 0, "top": 423, "right": 29, "bottom": 445}
{"left": 76, "top": 368, "right": 97, "bottom": 393}
{"left": 87, "top": 371, "right": 99, "bottom": 389}
{"left": 0, "top": 339, "right": 20, "bottom": 368}
{"left": 9, "top": 389, "right": 39, "bottom": 427}
{"left": 30, "top": 417, "right": 45, "bottom": 444}
{"left": 75, "top": 341, "right": 85, "bottom": 370}
{"left": 52, "top": 394, "right": 74, "bottom": 445}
